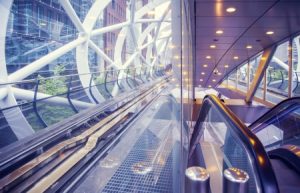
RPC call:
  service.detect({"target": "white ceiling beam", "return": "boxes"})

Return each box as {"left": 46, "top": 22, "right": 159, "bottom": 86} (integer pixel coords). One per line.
{"left": 129, "top": 0, "right": 138, "bottom": 49}
{"left": 88, "top": 40, "right": 118, "bottom": 69}
{"left": 91, "top": 21, "right": 130, "bottom": 37}
{"left": 135, "top": 19, "right": 171, "bottom": 23}
{"left": 58, "top": 0, "right": 87, "bottom": 33}
{"left": 139, "top": 35, "right": 171, "bottom": 50}
{"left": 124, "top": 51, "right": 139, "bottom": 68}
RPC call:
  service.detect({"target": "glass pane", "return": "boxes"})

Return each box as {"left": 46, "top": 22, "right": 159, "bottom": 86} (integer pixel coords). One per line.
{"left": 197, "top": 101, "right": 261, "bottom": 193}
{"left": 254, "top": 75, "right": 265, "bottom": 100}
{"left": 255, "top": 107, "right": 300, "bottom": 151}
{"left": 266, "top": 41, "right": 289, "bottom": 104}
{"left": 237, "top": 63, "right": 248, "bottom": 92}
{"left": 36, "top": 100, "right": 76, "bottom": 126}
{"left": 0, "top": 110, "right": 18, "bottom": 148}
{"left": 227, "top": 70, "right": 237, "bottom": 89}
{"left": 249, "top": 53, "right": 262, "bottom": 83}
{"left": 292, "top": 36, "right": 300, "bottom": 96}
{"left": 6, "top": 1, "right": 78, "bottom": 76}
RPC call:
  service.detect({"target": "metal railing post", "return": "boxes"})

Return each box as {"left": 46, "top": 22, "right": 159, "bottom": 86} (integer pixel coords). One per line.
{"left": 116, "top": 69, "right": 123, "bottom": 90}
{"left": 139, "top": 67, "right": 145, "bottom": 83}
{"left": 293, "top": 72, "right": 299, "bottom": 92}
{"left": 126, "top": 68, "right": 133, "bottom": 89}
{"left": 88, "top": 74, "right": 99, "bottom": 104}
{"left": 185, "top": 167, "right": 210, "bottom": 193}
{"left": 104, "top": 71, "right": 113, "bottom": 98}
{"left": 67, "top": 76, "right": 79, "bottom": 113}
{"left": 223, "top": 168, "right": 249, "bottom": 193}
{"left": 33, "top": 79, "right": 48, "bottom": 128}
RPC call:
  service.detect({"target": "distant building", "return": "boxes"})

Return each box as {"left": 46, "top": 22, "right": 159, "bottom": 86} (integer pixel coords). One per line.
{"left": 103, "top": 0, "right": 127, "bottom": 69}
{"left": 5, "top": 0, "right": 98, "bottom": 77}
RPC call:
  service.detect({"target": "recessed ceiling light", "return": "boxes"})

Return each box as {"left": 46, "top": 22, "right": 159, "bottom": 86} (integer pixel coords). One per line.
{"left": 200, "top": 79, "right": 203, "bottom": 82}
{"left": 210, "top": 44, "right": 216, "bottom": 48}
{"left": 212, "top": 79, "right": 216, "bottom": 82}
{"left": 224, "top": 64, "right": 229, "bottom": 68}
{"left": 216, "top": 30, "right": 223, "bottom": 34}
{"left": 203, "top": 64, "right": 208, "bottom": 67}
{"left": 233, "top": 56, "right": 239, "bottom": 60}
{"left": 246, "top": 45, "right": 253, "bottom": 49}
{"left": 208, "top": 85, "right": 212, "bottom": 88}
{"left": 226, "top": 7, "right": 236, "bottom": 13}
{"left": 183, "top": 71, "right": 187, "bottom": 75}
{"left": 266, "top": 31, "right": 274, "bottom": 35}
{"left": 201, "top": 72, "right": 205, "bottom": 75}
{"left": 206, "top": 55, "right": 212, "bottom": 59}
{"left": 217, "top": 72, "right": 222, "bottom": 75}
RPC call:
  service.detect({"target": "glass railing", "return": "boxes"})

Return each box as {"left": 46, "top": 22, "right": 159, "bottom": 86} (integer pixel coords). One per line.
{"left": 249, "top": 97, "right": 300, "bottom": 150}
{"left": 266, "top": 69, "right": 289, "bottom": 97}
{"left": 0, "top": 67, "right": 168, "bottom": 149}
{"left": 189, "top": 95, "right": 279, "bottom": 193}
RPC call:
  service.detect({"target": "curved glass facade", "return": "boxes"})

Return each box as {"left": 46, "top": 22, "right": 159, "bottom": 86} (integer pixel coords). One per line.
{"left": 0, "top": 0, "right": 172, "bottom": 149}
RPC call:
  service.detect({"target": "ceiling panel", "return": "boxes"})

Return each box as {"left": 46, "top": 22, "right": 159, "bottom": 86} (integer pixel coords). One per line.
{"left": 194, "top": 0, "right": 300, "bottom": 88}
{"left": 195, "top": 1, "right": 275, "bottom": 17}
{"left": 195, "top": 17, "right": 257, "bottom": 28}
{"left": 195, "top": 27, "right": 245, "bottom": 37}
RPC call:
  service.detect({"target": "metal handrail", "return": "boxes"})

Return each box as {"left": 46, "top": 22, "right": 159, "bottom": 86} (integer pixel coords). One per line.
{"left": 0, "top": 69, "right": 166, "bottom": 112}
{"left": 293, "top": 72, "right": 299, "bottom": 92}
{"left": 278, "top": 70, "right": 284, "bottom": 89}
{"left": 0, "top": 67, "right": 154, "bottom": 87}
{"left": 249, "top": 97, "right": 300, "bottom": 133}
{"left": 189, "top": 95, "right": 279, "bottom": 193}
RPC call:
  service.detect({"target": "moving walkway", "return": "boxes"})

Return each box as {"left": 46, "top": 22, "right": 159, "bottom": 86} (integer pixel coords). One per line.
{"left": 0, "top": 76, "right": 171, "bottom": 192}
{"left": 1, "top": 86, "right": 300, "bottom": 193}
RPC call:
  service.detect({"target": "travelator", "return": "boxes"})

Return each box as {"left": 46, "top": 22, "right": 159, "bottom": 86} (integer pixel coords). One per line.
{"left": 0, "top": 86, "right": 300, "bottom": 193}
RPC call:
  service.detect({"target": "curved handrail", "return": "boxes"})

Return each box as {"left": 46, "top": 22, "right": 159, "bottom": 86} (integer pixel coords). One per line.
{"left": 293, "top": 72, "right": 299, "bottom": 92}
{"left": 278, "top": 70, "right": 284, "bottom": 89}
{"left": 249, "top": 97, "right": 300, "bottom": 133}
{"left": 189, "top": 95, "right": 279, "bottom": 193}
{"left": 0, "top": 67, "right": 161, "bottom": 87}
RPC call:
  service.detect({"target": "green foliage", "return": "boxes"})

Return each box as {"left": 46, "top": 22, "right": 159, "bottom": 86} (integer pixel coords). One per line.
{"left": 37, "top": 103, "right": 75, "bottom": 126}
{"left": 24, "top": 64, "right": 76, "bottom": 131}
{"left": 94, "top": 74, "right": 105, "bottom": 84}
{"left": 38, "top": 64, "right": 68, "bottom": 95}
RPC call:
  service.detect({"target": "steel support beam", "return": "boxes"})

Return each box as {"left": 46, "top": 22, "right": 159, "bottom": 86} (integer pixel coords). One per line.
{"left": 58, "top": 0, "right": 87, "bottom": 33}
{"left": 91, "top": 21, "right": 130, "bottom": 37}
{"left": 88, "top": 40, "right": 117, "bottom": 68}
{"left": 246, "top": 46, "right": 276, "bottom": 103}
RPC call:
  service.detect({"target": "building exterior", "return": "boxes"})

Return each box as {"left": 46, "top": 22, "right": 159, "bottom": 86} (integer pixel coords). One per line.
{"left": 5, "top": 0, "right": 98, "bottom": 77}
{"left": 103, "top": 0, "right": 127, "bottom": 69}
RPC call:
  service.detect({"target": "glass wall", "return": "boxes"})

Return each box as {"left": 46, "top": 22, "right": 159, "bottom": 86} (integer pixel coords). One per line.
{"left": 220, "top": 37, "right": 299, "bottom": 105}
{"left": 266, "top": 41, "right": 289, "bottom": 104}
{"left": 0, "top": 0, "right": 172, "bottom": 149}
{"left": 237, "top": 62, "right": 248, "bottom": 92}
